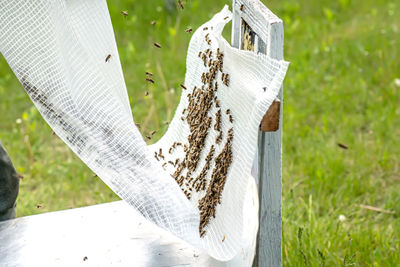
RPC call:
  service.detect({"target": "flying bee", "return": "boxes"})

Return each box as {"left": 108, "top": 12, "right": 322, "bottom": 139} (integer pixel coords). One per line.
{"left": 240, "top": 4, "right": 244, "bottom": 11}
{"left": 226, "top": 109, "right": 230, "bottom": 114}
{"left": 146, "top": 78, "right": 154, "bottom": 84}
{"left": 151, "top": 20, "right": 156, "bottom": 25}
{"left": 162, "top": 162, "right": 167, "bottom": 168}
{"left": 178, "top": 0, "right": 184, "bottom": 9}
{"left": 121, "top": 10, "right": 128, "bottom": 17}
{"left": 185, "top": 28, "right": 193, "bottom": 33}
{"left": 198, "top": 51, "right": 202, "bottom": 57}
{"left": 153, "top": 42, "right": 162, "bottom": 48}
{"left": 146, "top": 71, "right": 153, "bottom": 76}
{"left": 180, "top": 84, "right": 187, "bottom": 90}
{"left": 203, "top": 27, "right": 208, "bottom": 31}
{"left": 105, "top": 54, "right": 111, "bottom": 62}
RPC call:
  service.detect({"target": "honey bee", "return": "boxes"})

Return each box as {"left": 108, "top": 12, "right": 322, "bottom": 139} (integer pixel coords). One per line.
{"left": 146, "top": 71, "right": 153, "bottom": 76}
{"left": 151, "top": 20, "right": 156, "bottom": 25}
{"left": 180, "top": 84, "right": 187, "bottom": 90}
{"left": 121, "top": 10, "right": 128, "bottom": 17}
{"left": 240, "top": 4, "right": 244, "bottom": 11}
{"left": 105, "top": 54, "right": 111, "bottom": 62}
{"left": 151, "top": 130, "right": 156, "bottom": 135}
{"left": 203, "top": 27, "right": 208, "bottom": 31}
{"left": 226, "top": 109, "right": 230, "bottom": 114}
{"left": 178, "top": 0, "right": 184, "bottom": 9}
{"left": 145, "top": 91, "right": 149, "bottom": 96}
{"left": 153, "top": 42, "right": 162, "bottom": 48}
{"left": 135, "top": 123, "right": 141, "bottom": 128}
{"left": 146, "top": 135, "right": 151, "bottom": 140}
{"left": 164, "top": 121, "right": 169, "bottom": 125}
{"left": 185, "top": 28, "right": 193, "bottom": 33}
{"left": 222, "top": 235, "right": 226, "bottom": 242}
{"left": 223, "top": 16, "right": 229, "bottom": 20}
{"left": 162, "top": 162, "right": 167, "bottom": 168}
{"left": 146, "top": 78, "right": 154, "bottom": 84}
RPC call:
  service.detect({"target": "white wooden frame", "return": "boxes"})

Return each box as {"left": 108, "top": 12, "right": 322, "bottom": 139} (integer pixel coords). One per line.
{"left": 231, "top": 0, "right": 284, "bottom": 266}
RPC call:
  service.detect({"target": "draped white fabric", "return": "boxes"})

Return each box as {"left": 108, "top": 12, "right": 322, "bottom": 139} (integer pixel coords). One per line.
{"left": 0, "top": 0, "right": 288, "bottom": 261}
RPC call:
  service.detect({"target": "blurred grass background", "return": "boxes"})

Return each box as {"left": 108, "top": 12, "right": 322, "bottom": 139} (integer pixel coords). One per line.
{"left": 0, "top": 0, "right": 399, "bottom": 265}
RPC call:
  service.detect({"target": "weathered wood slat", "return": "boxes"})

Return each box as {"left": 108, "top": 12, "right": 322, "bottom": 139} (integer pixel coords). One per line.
{"left": 232, "top": 1, "right": 283, "bottom": 266}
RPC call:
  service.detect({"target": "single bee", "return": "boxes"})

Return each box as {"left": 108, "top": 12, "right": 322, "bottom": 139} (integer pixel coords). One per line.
{"left": 146, "top": 135, "right": 151, "bottom": 140}
{"left": 121, "top": 10, "right": 128, "bottom": 17}
{"left": 222, "top": 235, "right": 226, "bottom": 242}
{"left": 164, "top": 121, "right": 169, "bottom": 125}
{"left": 151, "top": 20, "right": 156, "bottom": 25}
{"left": 203, "top": 27, "right": 208, "bottom": 31}
{"left": 223, "top": 16, "right": 229, "bottom": 20}
{"left": 146, "top": 71, "right": 153, "bottom": 76}
{"left": 180, "top": 84, "right": 187, "bottom": 90}
{"left": 145, "top": 91, "right": 149, "bottom": 96}
{"left": 240, "top": 4, "right": 244, "bottom": 11}
{"left": 135, "top": 123, "right": 141, "bottom": 128}
{"left": 153, "top": 42, "right": 162, "bottom": 48}
{"left": 105, "top": 54, "right": 111, "bottom": 62}
{"left": 146, "top": 78, "right": 155, "bottom": 83}
{"left": 185, "top": 28, "right": 193, "bottom": 33}
{"left": 178, "top": 0, "right": 184, "bottom": 10}
{"left": 151, "top": 130, "right": 156, "bottom": 136}
{"left": 226, "top": 109, "right": 230, "bottom": 114}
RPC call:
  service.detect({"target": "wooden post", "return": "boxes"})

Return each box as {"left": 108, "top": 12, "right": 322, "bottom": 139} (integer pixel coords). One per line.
{"left": 231, "top": 0, "right": 283, "bottom": 266}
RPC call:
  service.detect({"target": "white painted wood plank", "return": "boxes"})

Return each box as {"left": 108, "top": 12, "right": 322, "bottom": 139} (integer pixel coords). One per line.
{"left": 256, "top": 21, "right": 284, "bottom": 267}
{"left": 0, "top": 201, "right": 226, "bottom": 267}
{"left": 231, "top": 1, "right": 284, "bottom": 266}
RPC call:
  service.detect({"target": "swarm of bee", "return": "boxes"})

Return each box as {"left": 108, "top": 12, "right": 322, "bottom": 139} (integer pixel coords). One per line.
{"left": 155, "top": 29, "right": 234, "bottom": 237}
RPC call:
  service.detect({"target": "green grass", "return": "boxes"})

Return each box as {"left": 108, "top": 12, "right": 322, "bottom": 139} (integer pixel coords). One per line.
{"left": 0, "top": 0, "right": 399, "bottom": 265}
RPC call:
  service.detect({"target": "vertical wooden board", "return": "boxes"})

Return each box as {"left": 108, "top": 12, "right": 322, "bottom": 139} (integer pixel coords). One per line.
{"left": 232, "top": 1, "right": 283, "bottom": 266}
{"left": 256, "top": 21, "right": 283, "bottom": 267}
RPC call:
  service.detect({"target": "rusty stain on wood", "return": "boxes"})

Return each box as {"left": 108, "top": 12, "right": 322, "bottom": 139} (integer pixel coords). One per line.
{"left": 261, "top": 99, "right": 280, "bottom": 132}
